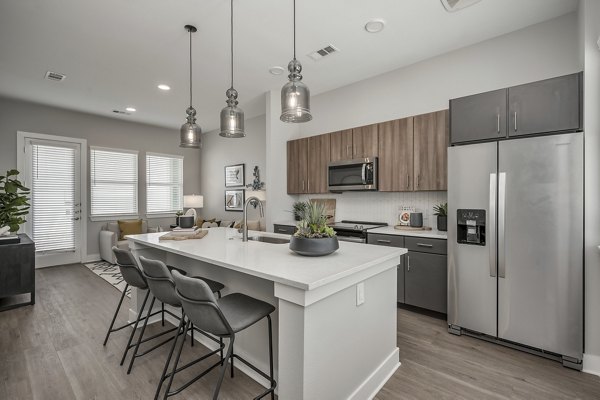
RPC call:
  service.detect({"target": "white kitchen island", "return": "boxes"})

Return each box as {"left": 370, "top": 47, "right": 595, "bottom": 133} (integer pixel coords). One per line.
{"left": 127, "top": 228, "right": 405, "bottom": 400}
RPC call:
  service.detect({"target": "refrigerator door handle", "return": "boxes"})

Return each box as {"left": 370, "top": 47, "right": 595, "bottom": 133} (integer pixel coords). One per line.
{"left": 498, "top": 172, "right": 507, "bottom": 278}
{"left": 489, "top": 173, "right": 497, "bottom": 277}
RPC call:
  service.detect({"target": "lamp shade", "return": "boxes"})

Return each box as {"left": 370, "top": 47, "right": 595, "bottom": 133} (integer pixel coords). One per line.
{"left": 245, "top": 190, "right": 266, "bottom": 202}
{"left": 184, "top": 194, "right": 204, "bottom": 208}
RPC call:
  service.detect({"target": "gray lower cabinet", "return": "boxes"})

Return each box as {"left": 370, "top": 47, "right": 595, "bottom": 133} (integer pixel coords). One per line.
{"left": 450, "top": 88, "right": 507, "bottom": 145}
{"left": 508, "top": 72, "right": 582, "bottom": 137}
{"left": 273, "top": 224, "right": 296, "bottom": 235}
{"left": 405, "top": 252, "right": 447, "bottom": 314}
{"left": 0, "top": 234, "right": 35, "bottom": 311}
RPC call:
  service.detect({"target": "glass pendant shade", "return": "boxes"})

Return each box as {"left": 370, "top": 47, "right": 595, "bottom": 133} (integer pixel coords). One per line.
{"left": 280, "top": 59, "right": 312, "bottom": 123}
{"left": 180, "top": 107, "right": 202, "bottom": 148}
{"left": 220, "top": 88, "right": 245, "bottom": 137}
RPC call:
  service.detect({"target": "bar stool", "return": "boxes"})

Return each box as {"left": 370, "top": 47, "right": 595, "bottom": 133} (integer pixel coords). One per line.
{"left": 134, "top": 256, "right": 225, "bottom": 389}
{"left": 166, "top": 270, "right": 276, "bottom": 400}
{"left": 104, "top": 247, "right": 180, "bottom": 367}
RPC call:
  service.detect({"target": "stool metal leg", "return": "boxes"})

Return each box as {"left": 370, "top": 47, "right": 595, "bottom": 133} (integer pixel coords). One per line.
{"left": 213, "top": 336, "right": 235, "bottom": 400}
{"left": 127, "top": 295, "right": 156, "bottom": 374}
{"left": 230, "top": 343, "right": 235, "bottom": 378}
{"left": 120, "top": 289, "right": 150, "bottom": 366}
{"left": 267, "top": 315, "right": 275, "bottom": 400}
{"left": 161, "top": 302, "right": 165, "bottom": 326}
{"left": 154, "top": 315, "right": 186, "bottom": 400}
{"left": 103, "top": 283, "right": 129, "bottom": 346}
{"left": 191, "top": 322, "right": 195, "bottom": 347}
{"left": 163, "top": 320, "right": 191, "bottom": 400}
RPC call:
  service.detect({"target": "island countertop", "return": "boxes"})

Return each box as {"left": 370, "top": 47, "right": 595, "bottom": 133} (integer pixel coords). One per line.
{"left": 127, "top": 227, "right": 405, "bottom": 291}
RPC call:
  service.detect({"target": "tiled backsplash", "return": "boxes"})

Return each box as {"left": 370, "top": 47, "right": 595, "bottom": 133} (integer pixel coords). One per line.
{"left": 299, "top": 191, "right": 447, "bottom": 227}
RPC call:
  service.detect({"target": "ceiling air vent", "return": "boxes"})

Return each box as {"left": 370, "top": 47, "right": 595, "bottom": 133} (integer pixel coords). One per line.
{"left": 441, "top": 0, "right": 482, "bottom": 12}
{"left": 307, "top": 44, "right": 339, "bottom": 61}
{"left": 44, "top": 71, "right": 66, "bottom": 82}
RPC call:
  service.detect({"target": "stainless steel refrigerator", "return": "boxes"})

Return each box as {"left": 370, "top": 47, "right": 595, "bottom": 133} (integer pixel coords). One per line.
{"left": 447, "top": 132, "right": 583, "bottom": 368}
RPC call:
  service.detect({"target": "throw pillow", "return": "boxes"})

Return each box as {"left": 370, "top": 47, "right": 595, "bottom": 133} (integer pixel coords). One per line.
{"left": 202, "top": 221, "right": 219, "bottom": 228}
{"left": 118, "top": 219, "right": 143, "bottom": 240}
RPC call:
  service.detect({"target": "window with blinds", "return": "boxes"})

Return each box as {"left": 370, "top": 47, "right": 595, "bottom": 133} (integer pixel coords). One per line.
{"left": 31, "top": 143, "right": 77, "bottom": 252}
{"left": 146, "top": 153, "right": 183, "bottom": 215}
{"left": 90, "top": 147, "right": 138, "bottom": 218}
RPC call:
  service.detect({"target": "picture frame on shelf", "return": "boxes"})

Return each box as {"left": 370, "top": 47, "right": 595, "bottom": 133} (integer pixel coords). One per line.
{"left": 225, "top": 189, "right": 244, "bottom": 212}
{"left": 225, "top": 164, "right": 245, "bottom": 187}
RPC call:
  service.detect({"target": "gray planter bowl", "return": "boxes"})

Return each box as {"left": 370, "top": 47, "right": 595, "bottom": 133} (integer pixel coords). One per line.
{"left": 289, "top": 236, "right": 339, "bottom": 257}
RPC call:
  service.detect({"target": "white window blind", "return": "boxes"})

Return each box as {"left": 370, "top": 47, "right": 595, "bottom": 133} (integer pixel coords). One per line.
{"left": 31, "top": 143, "right": 76, "bottom": 252}
{"left": 90, "top": 147, "right": 138, "bottom": 217}
{"left": 146, "top": 153, "right": 183, "bottom": 214}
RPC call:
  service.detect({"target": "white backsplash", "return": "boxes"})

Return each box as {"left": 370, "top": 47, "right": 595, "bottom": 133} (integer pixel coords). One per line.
{"left": 299, "top": 191, "right": 447, "bottom": 227}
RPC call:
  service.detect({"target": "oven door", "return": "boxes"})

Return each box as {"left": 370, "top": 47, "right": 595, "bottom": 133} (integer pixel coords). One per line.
{"left": 328, "top": 158, "right": 378, "bottom": 191}
{"left": 337, "top": 235, "right": 366, "bottom": 244}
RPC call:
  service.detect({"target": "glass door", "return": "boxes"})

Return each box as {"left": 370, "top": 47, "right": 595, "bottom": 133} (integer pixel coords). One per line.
{"left": 24, "top": 139, "right": 82, "bottom": 267}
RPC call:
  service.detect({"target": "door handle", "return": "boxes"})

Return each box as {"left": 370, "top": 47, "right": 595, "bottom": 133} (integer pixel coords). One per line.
{"left": 407, "top": 255, "right": 410, "bottom": 272}
{"left": 277, "top": 228, "right": 287, "bottom": 233}
{"left": 302, "top": 180, "right": 305, "bottom": 191}
{"left": 489, "top": 173, "right": 497, "bottom": 277}
{"left": 497, "top": 114, "right": 500, "bottom": 134}
{"left": 416, "top": 243, "right": 433, "bottom": 248}
{"left": 513, "top": 111, "right": 518, "bottom": 132}
{"left": 498, "top": 172, "right": 506, "bottom": 278}
{"left": 406, "top": 174, "right": 409, "bottom": 189}
{"left": 377, "top": 239, "right": 391, "bottom": 244}
{"left": 361, "top": 163, "right": 367, "bottom": 185}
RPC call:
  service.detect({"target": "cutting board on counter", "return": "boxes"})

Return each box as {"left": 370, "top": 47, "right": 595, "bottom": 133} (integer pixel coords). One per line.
{"left": 394, "top": 225, "right": 433, "bottom": 231}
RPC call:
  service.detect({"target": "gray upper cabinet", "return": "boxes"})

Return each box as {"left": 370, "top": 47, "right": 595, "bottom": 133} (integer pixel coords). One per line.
{"left": 508, "top": 73, "right": 582, "bottom": 137}
{"left": 450, "top": 88, "right": 507, "bottom": 145}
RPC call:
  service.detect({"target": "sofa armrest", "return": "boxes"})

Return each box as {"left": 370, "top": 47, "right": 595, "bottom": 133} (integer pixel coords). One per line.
{"left": 147, "top": 227, "right": 159, "bottom": 233}
{"left": 99, "top": 230, "right": 117, "bottom": 263}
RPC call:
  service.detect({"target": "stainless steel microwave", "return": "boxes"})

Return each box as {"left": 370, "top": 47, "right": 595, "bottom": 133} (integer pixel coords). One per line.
{"left": 328, "top": 158, "right": 378, "bottom": 192}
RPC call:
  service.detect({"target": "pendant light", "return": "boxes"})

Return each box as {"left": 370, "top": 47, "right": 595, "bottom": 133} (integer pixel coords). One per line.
{"left": 220, "top": 0, "right": 245, "bottom": 137}
{"left": 180, "top": 25, "right": 202, "bottom": 148}
{"left": 280, "top": 0, "right": 312, "bottom": 123}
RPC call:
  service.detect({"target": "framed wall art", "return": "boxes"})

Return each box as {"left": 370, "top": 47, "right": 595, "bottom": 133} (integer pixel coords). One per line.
{"left": 225, "top": 189, "right": 244, "bottom": 212}
{"left": 225, "top": 164, "right": 245, "bottom": 187}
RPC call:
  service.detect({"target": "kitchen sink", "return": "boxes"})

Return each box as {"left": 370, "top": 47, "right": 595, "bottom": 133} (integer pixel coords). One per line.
{"left": 248, "top": 236, "right": 290, "bottom": 244}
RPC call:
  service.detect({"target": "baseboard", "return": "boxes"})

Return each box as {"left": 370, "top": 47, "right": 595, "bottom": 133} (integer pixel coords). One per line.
{"left": 86, "top": 253, "right": 101, "bottom": 263}
{"left": 583, "top": 353, "right": 600, "bottom": 377}
{"left": 348, "top": 347, "right": 400, "bottom": 400}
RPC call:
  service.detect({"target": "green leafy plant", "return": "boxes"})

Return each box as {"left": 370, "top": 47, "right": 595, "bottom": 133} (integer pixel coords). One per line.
{"left": 292, "top": 201, "right": 308, "bottom": 220}
{"left": 175, "top": 210, "right": 184, "bottom": 217}
{"left": 0, "top": 170, "right": 31, "bottom": 232}
{"left": 433, "top": 202, "right": 448, "bottom": 217}
{"left": 294, "top": 201, "right": 336, "bottom": 239}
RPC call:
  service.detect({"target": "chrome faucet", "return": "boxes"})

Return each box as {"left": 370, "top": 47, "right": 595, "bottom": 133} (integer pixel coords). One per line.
{"left": 242, "top": 196, "right": 264, "bottom": 242}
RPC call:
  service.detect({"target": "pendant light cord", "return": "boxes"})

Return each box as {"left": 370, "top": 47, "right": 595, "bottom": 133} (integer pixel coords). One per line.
{"left": 293, "top": 0, "right": 296, "bottom": 60}
{"left": 231, "top": 0, "right": 234, "bottom": 89}
{"left": 189, "top": 28, "right": 193, "bottom": 107}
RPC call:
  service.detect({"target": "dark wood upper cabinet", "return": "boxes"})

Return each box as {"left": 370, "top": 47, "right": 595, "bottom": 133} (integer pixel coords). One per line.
{"left": 352, "top": 124, "right": 378, "bottom": 158}
{"left": 287, "top": 138, "right": 309, "bottom": 194}
{"left": 508, "top": 73, "right": 582, "bottom": 137}
{"left": 307, "top": 134, "right": 330, "bottom": 194}
{"left": 450, "top": 88, "right": 507, "bottom": 145}
{"left": 414, "top": 110, "right": 448, "bottom": 191}
{"left": 329, "top": 129, "right": 353, "bottom": 162}
{"left": 378, "top": 117, "right": 414, "bottom": 192}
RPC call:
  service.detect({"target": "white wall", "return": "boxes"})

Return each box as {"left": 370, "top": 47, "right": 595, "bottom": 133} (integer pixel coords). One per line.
{"left": 199, "top": 115, "right": 266, "bottom": 222}
{"left": 580, "top": 0, "right": 600, "bottom": 375}
{"left": 0, "top": 96, "right": 201, "bottom": 259}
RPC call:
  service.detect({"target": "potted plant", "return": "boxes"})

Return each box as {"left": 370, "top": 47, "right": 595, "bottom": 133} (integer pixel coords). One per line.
{"left": 292, "top": 201, "right": 308, "bottom": 221}
{"left": 175, "top": 210, "right": 184, "bottom": 226}
{"left": 289, "top": 201, "right": 339, "bottom": 257}
{"left": 0, "top": 170, "right": 31, "bottom": 244}
{"left": 433, "top": 202, "right": 448, "bottom": 232}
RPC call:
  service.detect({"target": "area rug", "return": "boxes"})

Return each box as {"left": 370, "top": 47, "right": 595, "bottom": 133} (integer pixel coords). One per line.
{"left": 84, "top": 261, "right": 131, "bottom": 298}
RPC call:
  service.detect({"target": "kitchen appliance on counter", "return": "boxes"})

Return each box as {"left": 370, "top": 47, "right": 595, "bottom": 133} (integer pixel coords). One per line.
{"left": 448, "top": 132, "right": 583, "bottom": 369}
{"left": 330, "top": 220, "right": 387, "bottom": 243}
{"left": 328, "top": 158, "right": 378, "bottom": 192}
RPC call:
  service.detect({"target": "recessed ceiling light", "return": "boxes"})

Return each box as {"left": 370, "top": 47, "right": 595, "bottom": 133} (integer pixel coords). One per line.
{"left": 125, "top": 107, "right": 136, "bottom": 112}
{"left": 157, "top": 84, "right": 171, "bottom": 91}
{"left": 364, "top": 19, "right": 385, "bottom": 33}
{"left": 269, "top": 66, "right": 285, "bottom": 75}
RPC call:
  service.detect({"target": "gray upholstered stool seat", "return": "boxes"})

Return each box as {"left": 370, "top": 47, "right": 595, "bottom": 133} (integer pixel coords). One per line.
{"left": 217, "top": 293, "right": 275, "bottom": 334}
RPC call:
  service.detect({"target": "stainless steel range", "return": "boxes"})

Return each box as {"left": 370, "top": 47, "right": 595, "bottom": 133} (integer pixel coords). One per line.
{"left": 330, "top": 220, "right": 388, "bottom": 243}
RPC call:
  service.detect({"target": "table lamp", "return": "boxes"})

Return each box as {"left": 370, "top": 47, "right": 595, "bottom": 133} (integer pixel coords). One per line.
{"left": 183, "top": 194, "right": 204, "bottom": 221}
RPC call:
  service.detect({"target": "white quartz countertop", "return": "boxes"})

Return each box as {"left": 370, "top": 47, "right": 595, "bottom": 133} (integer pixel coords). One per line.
{"left": 368, "top": 226, "right": 448, "bottom": 240}
{"left": 127, "top": 228, "right": 405, "bottom": 291}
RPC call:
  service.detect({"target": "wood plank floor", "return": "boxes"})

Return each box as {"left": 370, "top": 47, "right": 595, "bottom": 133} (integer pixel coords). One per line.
{"left": 1, "top": 264, "right": 599, "bottom": 400}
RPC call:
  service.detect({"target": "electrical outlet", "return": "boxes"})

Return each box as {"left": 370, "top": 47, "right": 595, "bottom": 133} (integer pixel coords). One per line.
{"left": 356, "top": 282, "right": 365, "bottom": 306}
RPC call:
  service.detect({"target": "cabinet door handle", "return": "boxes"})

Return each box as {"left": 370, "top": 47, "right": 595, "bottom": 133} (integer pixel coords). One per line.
{"left": 377, "top": 239, "right": 391, "bottom": 244}
{"left": 277, "top": 228, "right": 287, "bottom": 233}
{"left": 514, "top": 111, "right": 518, "bottom": 132}
{"left": 307, "top": 179, "right": 310, "bottom": 192}
{"left": 302, "top": 180, "right": 305, "bottom": 191}
{"left": 406, "top": 174, "right": 409, "bottom": 189}
{"left": 497, "top": 114, "right": 500, "bottom": 134}
{"left": 407, "top": 255, "right": 410, "bottom": 271}
{"left": 416, "top": 243, "right": 433, "bottom": 248}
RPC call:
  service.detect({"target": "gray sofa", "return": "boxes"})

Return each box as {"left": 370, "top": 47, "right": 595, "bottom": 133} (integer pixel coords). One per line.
{"left": 99, "top": 220, "right": 157, "bottom": 263}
